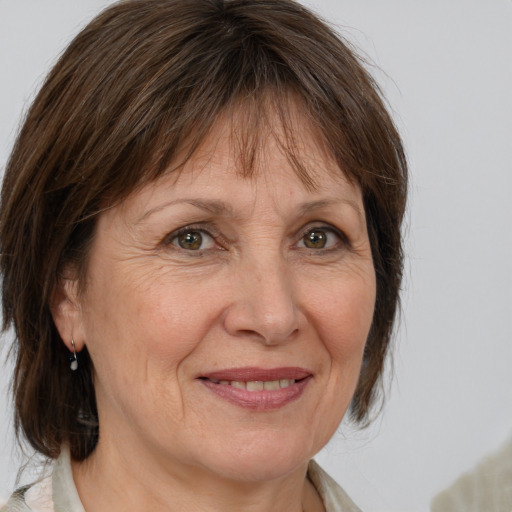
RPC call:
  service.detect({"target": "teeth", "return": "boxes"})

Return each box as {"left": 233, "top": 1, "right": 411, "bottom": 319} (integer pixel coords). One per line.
{"left": 246, "top": 381, "right": 264, "bottom": 391}
{"left": 264, "top": 380, "right": 280, "bottom": 390}
{"left": 208, "top": 378, "right": 296, "bottom": 390}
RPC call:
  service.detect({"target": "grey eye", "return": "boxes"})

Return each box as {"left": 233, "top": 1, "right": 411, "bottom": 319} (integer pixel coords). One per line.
{"left": 172, "top": 230, "right": 215, "bottom": 250}
{"left": 303, "top": 229, "right": 328, "bottom": 249}
{"left": 298, "top": 228, "right": 342, "bottom": 250}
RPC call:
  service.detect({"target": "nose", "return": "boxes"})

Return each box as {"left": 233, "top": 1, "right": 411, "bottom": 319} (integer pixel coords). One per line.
{"left": 223, "top": 256, "right": 300, "bottom": 345}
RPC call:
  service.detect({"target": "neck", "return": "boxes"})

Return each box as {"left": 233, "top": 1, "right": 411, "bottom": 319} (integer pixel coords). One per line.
{"left": 71, "top": 438, "right": 324, "bottom": 512}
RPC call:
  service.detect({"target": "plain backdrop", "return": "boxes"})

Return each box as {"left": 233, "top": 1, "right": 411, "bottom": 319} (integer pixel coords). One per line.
{"left": 1, "top": 1, "right": 511, "bottom": 511}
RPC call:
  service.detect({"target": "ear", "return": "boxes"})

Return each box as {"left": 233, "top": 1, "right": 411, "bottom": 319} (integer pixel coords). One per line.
{"left": 50, "top": 269, "right": 86, "bottom": 353}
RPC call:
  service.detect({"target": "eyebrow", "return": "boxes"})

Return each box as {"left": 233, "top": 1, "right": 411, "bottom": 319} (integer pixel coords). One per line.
{"left": 298, "top": 199, "right": 364, "bottom": 222}
{"left": 136, "top": 198, "right": 233, "bottom": 224}
{"left": 136, "top": 197, "right": 364, "bottom": 225}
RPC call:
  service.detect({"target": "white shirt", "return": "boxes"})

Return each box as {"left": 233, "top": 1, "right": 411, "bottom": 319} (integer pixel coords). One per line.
{"left": 1, "top": 447, "right": 361, "bottom": 512}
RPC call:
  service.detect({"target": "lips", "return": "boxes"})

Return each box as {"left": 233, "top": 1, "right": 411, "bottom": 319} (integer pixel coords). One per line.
{"left": 201, "top": 366, "right": 310, "bottom": 381}
{"left": 198, "top": 367, "right": 312, "bottom": 410}
{"left": 208, "top": 378, "right": 297, "bottom": 391}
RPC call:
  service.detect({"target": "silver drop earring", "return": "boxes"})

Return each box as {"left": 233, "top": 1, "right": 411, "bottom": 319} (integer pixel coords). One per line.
{"left": 70, "top": 336, "right": 78, "bottom": 371}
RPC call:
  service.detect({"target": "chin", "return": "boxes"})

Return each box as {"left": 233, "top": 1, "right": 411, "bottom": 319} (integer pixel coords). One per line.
{"left": 205, "top": 454, "right": 308, "bottom": 483}
{"left": 192, "top": 429, "right": 321, "bottom": 483}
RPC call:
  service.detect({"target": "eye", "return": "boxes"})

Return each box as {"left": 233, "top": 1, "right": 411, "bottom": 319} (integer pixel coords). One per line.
{"left": 170, "top": 229, "right": 216, "bottom": 251}
{"left": 298, "top": 227, "right": 344, "bottom": 250}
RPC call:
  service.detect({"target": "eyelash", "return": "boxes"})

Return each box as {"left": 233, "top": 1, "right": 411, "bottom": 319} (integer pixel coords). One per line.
{"left": 296, "top": 225, "right": 349, "bottom": 252}
{"left": 164, "top": 224, "right": 223, "bottom": 252}
{"left": 164, "top": 223, "right": 349, "bottom": 254}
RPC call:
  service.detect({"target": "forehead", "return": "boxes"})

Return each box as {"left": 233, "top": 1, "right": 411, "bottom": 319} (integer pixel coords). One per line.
{"left": 171, "top": 95, "right": 355, "bottom": 191}
{"left": 105, "top": 95, "right": 365, "bottom": 229}
{"left": 120, "top": 106, "right": 365, "bottom": 228}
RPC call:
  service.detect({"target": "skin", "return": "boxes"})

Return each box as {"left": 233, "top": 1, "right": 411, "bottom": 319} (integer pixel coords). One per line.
{"left": 53, "top": 108, "right": 376, "bottom": 512}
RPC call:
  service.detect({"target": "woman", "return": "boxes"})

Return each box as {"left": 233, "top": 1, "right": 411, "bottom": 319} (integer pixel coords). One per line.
{"left": 0, "top": 0, "right": 407, "bottom": 510}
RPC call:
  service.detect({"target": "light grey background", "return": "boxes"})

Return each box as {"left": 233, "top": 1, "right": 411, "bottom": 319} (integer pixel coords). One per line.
{"left": 1, "top": 1, "right": 511, "bottom": 511}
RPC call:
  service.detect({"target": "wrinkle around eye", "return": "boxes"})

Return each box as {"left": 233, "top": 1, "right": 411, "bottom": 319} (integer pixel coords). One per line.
{"left": 160, "top": 224, "right": 231, "bottom": 257}
{"left": 294, "top": 224, "right": 351, "bottom": 252}
{"left": 298, "top": 228, "right": 342, "bottom": 250}
{"left": 170, "top": 230, "right": 216, "bottom": 251}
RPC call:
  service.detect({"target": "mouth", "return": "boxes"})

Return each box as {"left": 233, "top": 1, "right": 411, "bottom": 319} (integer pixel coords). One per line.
{"left": 198, "top": 367, "right": 312, "bottom": 410}
{"left": 203, "top": 378, "right": 299, "bottom": 391}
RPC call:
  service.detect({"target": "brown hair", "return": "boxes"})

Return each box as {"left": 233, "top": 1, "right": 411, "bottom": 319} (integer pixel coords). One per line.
{"left": 0, "top": 0, "right": 407, "bottom": 461}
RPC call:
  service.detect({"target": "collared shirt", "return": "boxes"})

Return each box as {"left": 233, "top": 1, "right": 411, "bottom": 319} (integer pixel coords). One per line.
{"left": 1, "top": 447, "right": 362, "bottom": 512}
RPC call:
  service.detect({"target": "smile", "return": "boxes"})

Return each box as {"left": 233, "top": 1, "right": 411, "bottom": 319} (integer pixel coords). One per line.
{"left": 199, "top": 367, "right": 312, "bottom": 410}
{"left": 206, "top": 378, "right": 297, "bottom": 390}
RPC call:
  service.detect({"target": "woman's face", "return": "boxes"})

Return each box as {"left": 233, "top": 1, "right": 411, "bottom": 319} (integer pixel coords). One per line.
{"left": 62, "top": 114, "right": 376, "bottom": 483}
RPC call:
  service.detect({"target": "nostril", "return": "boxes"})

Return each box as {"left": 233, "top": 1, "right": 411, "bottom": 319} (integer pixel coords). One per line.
{"left": 222, "top": 278, "right": 300, "bottom": 343}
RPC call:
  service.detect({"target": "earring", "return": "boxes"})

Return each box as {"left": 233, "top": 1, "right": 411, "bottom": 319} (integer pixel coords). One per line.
{"left": 70, "top": 336, "right": 78, "bottom": 371}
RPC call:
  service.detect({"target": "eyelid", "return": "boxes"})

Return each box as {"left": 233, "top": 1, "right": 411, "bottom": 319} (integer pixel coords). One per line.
{"left": 164, "top": 223, "right": 224, "bottom": 250}
{"left": 296, "top": 223, "right": 350, "bottom": 249}
{"left": 162, "top": 221, "right": 349, "bottom": 252}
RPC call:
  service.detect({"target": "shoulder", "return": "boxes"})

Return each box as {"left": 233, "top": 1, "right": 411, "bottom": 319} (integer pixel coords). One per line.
{"left": 1, "top": 446, "right": 82, "bottom": 512}
{"left": 308, "top": 460, "right": 362, "bottom": 512}
{"left": 1, "top": 485, "right": 31, "bottom": 512}
{"left": 1, "top": 475, "right": 53, "bottom": 512}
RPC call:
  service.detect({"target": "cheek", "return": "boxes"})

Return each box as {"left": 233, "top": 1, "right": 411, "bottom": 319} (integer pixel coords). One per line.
{"left": 310, "top": 270, "right": 376, "bottom": 362}
{"left": 302, "top": 271, "right": 376, "bottom": 449}
{"left": 84, "top": 267, "right": 219, "bottom": 379}
{"left": 81, "top": 271, "right": 214, "bottom": 425}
